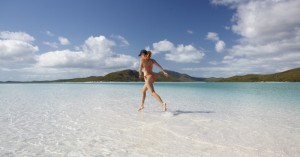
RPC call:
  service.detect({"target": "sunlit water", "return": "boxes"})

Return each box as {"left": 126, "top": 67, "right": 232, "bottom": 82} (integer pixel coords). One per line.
{"left": 0, "top": 82, "right": 299, "bottom": 157}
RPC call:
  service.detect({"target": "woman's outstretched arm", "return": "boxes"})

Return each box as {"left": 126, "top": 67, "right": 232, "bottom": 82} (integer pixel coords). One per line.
{"left": 153, "top": 59, "right": 169, "bottom": 77}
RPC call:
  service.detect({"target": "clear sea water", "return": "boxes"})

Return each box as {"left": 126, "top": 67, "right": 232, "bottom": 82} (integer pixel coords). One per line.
{"left": 0, "top": 82, "right": 299, "bottom": 157}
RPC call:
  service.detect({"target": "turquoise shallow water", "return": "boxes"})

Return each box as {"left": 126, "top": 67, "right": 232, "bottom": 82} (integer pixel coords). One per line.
{"left": 0, "top": 82, "right": 299, "bottom": 156}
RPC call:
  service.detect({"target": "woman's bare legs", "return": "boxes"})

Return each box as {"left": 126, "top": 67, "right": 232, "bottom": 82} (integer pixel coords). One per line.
{"left": 138, "top": 84, "right": 147, "bottom": 111}
{"left": 145, "top": 77, "right": 167, "bottom": 112}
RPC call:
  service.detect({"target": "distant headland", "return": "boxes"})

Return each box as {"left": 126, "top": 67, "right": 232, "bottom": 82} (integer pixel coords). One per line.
{"left": 1, "top": 67, "right": 300, "bottom": 83}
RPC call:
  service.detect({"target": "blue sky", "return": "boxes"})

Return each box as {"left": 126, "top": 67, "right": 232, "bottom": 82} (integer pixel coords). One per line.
{"left": 0, "top": 0, "right": 300, "bottom": 81}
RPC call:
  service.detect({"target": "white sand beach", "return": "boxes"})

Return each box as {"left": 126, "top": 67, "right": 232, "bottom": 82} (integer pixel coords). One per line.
{"left": 0, "top": 83, "right": 299, "bottom": 157}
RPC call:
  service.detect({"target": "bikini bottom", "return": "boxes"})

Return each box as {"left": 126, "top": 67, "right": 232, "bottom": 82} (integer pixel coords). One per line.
{"left": 144, "top": 74, "right": 156, "bottom": 83}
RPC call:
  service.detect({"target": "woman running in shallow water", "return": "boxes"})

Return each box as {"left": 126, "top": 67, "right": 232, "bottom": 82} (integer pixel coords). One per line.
{"left": 138, "top": 49, "right": 169, "bottom": 112}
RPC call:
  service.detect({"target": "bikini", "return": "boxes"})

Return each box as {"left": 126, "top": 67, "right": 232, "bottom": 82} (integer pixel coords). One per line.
{"left": 142, "top": 60, "right": 156, "bottom": 83}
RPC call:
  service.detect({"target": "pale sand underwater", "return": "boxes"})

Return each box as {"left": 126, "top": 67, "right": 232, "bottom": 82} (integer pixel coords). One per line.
{"left": 0, "top": 83, "right": 299, "bottom": 157}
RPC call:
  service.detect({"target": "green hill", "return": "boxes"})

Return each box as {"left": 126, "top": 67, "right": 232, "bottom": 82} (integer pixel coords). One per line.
{"left": 155, "top": 70, "right": 207, "bottom": 82}
{"left": 55, "top": 69, "right": 207, "bottom": 82}
{"left": 55, "top": 76, "right": 104, "bottom": 82}
{"left": 98, "top": 70, "right": 140, "bottom": 82}
{"left": 1, "top": 67, "right": 299, "bottom": 83}
{"left": 219, "top": 67, "right": 300, "bottom": 82}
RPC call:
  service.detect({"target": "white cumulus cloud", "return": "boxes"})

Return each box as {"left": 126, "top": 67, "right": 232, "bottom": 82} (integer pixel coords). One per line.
{"left": 151, "top": 39, "right": 205, "bottom": 63}
{"left": 37, "top": 50, "right": 85, "bottom": 68}
{"left": 44, "top": 34, "right": 70, "bottom": 48}
{"left": 153, "top": 40, "right": 174, "bottom": 52}
{"left": 197, "top": 0, "right": 300, "bottom": 76}
{"left": 58, "top": 36, "right": 70, "bottom": 45}
{"left": 215, "top": 40, "right": 226, "bottom": 53}
{"left": 37, "top": 35, "right": 137, "bottom": 69}
{"left": 206, "top": 32, "right": 220, "bottom": 42}
{"left": 0, "top": 31, "right": 38, "bottom": 62}
{"left": 206, "top": 32, "right": 226, "bottom": 53}
{"left": 1, "top": 33, "right": 138, "bottom": 81}
{"left": 227, "top": 0, "right": 300, "bottom": 69}
{"left": 0, "top": 31, "right": 35, "bottom": 42}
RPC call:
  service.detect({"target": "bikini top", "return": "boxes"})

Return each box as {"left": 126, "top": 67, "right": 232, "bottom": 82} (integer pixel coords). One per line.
{"left": 142, "top": 60, "right": 153, "bottom": 71}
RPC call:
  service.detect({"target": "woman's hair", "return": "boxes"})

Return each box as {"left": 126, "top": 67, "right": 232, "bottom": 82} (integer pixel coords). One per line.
{"left": 146, "top": 50, "right": 152, "bottom": 59}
